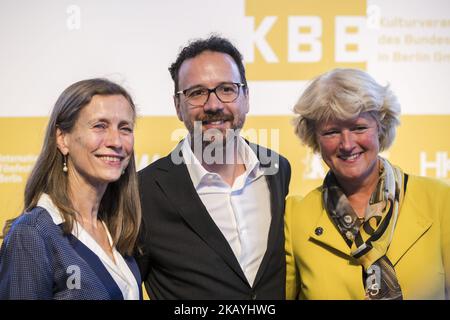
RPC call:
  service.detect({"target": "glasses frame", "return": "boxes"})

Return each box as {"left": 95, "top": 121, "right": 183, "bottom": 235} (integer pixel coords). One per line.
{"left": 176, "top": 82, "right": 246, "bottom": 107}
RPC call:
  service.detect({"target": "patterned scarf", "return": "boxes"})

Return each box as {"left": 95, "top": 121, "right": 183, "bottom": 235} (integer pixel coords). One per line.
{"left": 322, "top": 157, "right": 405, "bottom": 300}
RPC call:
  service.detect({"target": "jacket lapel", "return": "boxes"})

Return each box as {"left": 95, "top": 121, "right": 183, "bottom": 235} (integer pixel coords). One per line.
{"left": 251, "top": 172, "right": 283, "bottom": 287}
{"left": 309, "top": 198, "right": 433, "bottom": 265}
{"left": 251, "top": 144, "right": 284, "bottom": 287}
{"left": 66, "top": 232, "right": 124, "bottom": 300}
{"left": 123, "top": 256, "right": 143, "bottom": 300}
{"left": 309, "top": 208, "right": 352, "bottom": 257}
{"left": 387, "top": 200, "right": 433, "bottom": 265}
{"left": 154, "top": 145, "right": 248, "bottom": 284}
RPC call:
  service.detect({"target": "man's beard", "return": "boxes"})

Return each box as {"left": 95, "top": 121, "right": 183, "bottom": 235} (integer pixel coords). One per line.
{"left": 186, "top": 110, "right": 245, "bottom": 149}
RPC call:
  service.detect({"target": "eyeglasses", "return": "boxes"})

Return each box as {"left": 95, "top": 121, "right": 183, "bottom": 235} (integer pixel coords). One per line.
{"left": 176, "top": 82, "right": 246, "bottom": 107}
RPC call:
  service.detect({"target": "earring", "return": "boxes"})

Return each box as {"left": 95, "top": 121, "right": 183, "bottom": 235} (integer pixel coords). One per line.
{"left": 63, "top": 155, "right": 68, "bottom": 173}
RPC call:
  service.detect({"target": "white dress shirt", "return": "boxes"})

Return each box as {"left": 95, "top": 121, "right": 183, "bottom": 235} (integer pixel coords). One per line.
{"left": 182, "top": 136, "right": 272, "bottom": 286}
{"left": 37, "top": 193, "right": 140, "bottom": 300}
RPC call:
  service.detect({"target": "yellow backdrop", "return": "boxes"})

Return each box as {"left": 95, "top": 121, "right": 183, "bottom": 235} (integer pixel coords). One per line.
{"left": 1, "top": 115, "right": 449, "bottom": 229}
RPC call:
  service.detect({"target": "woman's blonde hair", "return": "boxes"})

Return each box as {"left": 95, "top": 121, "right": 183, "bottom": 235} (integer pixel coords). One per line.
{"left": 2, "top": 78, "right": 141, "bottom": 256}
{"left": 293, "top": 68, "right": 401, "bottom": 153}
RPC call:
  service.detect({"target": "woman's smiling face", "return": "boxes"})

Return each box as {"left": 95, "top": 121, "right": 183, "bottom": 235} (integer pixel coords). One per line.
{"left": 57, "top": 94, "right": 135, "bottom": 188}
{"left": 316, "top": 112, "right": 380, "bottom": 186}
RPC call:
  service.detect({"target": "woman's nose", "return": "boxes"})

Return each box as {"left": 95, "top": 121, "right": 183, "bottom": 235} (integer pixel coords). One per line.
{"left": 105, "top": 128, "right": 122, "bottom": 148}
{"left": 339, "top": 130, "right": 355, "bottom": 151}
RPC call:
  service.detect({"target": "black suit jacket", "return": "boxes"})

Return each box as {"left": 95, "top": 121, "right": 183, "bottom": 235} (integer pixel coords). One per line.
{"left": 135, "top": 141, "right": 291, "bottom": 299}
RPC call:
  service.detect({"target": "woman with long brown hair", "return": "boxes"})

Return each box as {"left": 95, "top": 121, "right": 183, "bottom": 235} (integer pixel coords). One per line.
{"left": 0, "top": 78, "right": 142, "bottom": 299}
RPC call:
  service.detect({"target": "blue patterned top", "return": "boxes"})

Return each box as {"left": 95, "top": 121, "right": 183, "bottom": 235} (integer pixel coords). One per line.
{"left": 0, "top": 207, "right": 142, "bottom": 300}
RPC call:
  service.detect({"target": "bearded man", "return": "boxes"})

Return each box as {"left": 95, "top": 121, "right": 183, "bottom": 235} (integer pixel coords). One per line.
{"left": 136, "top": 36, "right": 291, "bottom": 300}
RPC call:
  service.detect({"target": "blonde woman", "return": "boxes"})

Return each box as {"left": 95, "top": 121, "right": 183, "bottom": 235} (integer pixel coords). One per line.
{"left": 286, "top": 68, "right": 450, "bottom": 300}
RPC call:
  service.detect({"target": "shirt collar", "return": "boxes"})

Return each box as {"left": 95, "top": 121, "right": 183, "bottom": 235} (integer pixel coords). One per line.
{"left": 181, "top": 136, "right": 209, "bottom": 189}
{"left": 36, "top": 193, "right": 114, "bottom": 246}
{"left": 181, "top": 135, "right": 263, "bottom": 189}
{"left": 37, "top": 193, "right": 65, "bottom": 225}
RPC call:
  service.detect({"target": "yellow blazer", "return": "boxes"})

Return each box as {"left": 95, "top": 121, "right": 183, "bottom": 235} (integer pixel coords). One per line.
{"left": 285, "top": 175, "right": 450, "bottom": 300}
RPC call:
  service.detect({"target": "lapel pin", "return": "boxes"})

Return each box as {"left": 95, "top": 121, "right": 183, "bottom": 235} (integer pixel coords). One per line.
{"left": 315, "top": 227, "right": 323, "bottom": 236}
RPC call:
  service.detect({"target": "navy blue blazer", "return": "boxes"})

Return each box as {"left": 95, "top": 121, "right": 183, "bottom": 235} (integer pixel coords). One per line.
{"left": 0, "top": 207, "right": 142, "bottom": 300}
